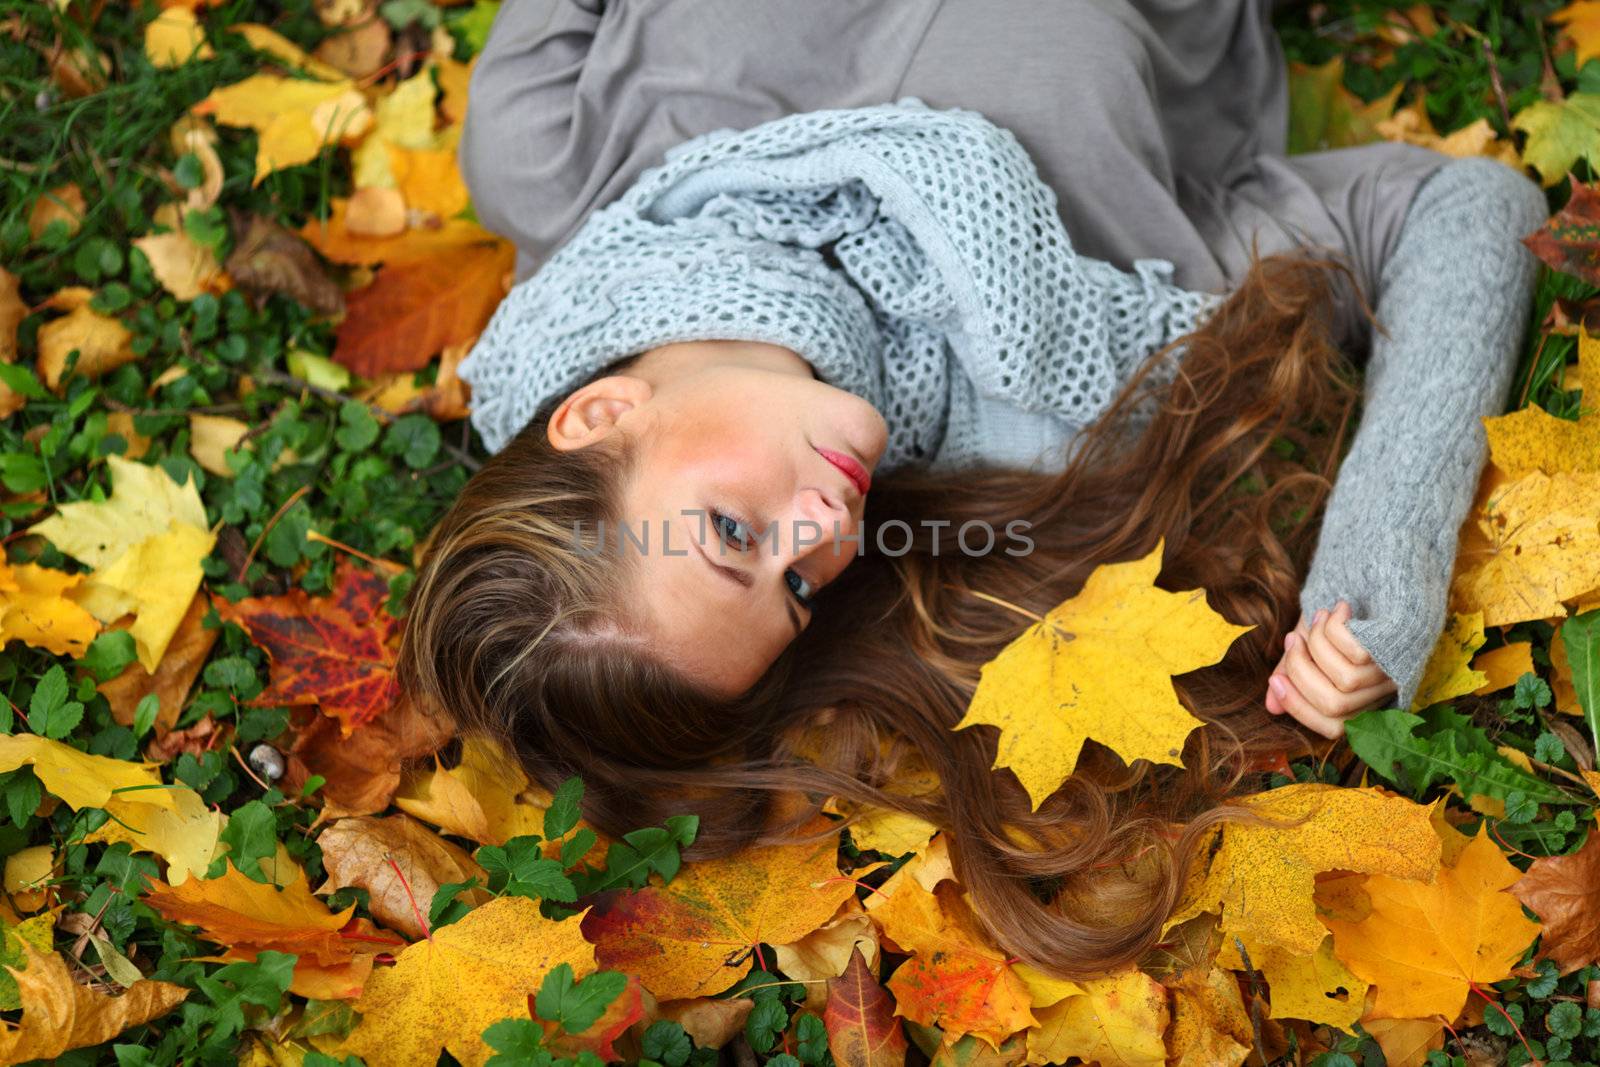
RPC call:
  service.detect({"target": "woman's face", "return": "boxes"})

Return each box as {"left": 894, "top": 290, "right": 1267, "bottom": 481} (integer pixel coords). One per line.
{"left": 547, "top": 341, "right": 889, "bottom": 696}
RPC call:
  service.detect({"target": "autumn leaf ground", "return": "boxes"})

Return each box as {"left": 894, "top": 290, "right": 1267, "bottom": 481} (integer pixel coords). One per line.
{"left": 5, "top": 1, "right": 1600, "bottom": 1065}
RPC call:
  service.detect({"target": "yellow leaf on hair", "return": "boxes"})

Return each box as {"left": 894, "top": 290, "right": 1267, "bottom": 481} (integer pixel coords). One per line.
{"left": 1163, "top": 784, "right": 1440, "bottom": 962}
{"left": 1410, "top": 611, "right": 1490, "bottom": 710}
{"left": 1024, "top": 968, "right": 1169, "bottom": 1067}
{"left": 952, "top": 537, "right": 1252, "bottom": 808}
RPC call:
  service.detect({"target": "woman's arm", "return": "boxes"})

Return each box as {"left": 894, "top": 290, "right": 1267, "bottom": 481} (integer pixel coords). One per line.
{"left": 1272, "top": 156, "right": 1547, "bottom": 725}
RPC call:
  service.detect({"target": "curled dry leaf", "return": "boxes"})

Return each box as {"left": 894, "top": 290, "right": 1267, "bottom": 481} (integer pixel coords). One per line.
{"left": 1512, "top": 813, "right": 1600, "bottom": 975}
{"left": 316, "top": 813, "right": 490, "bottom": 941}
{"left": 0, "top": 941, "right": 187, "bottom": 1063}
{"left": 225, "top": 211, "right": 345, "bottom": 316}
{"left": 651, "top": 995, "right": 755, "bottom": 1052}
{"left": 283, "top": 694, "right": 453, "bottom": 820}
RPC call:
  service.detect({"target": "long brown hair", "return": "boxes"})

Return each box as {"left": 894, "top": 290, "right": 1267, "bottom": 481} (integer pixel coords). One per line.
{"left": 397, "top": 247, "right": 1369, "bottom": 978}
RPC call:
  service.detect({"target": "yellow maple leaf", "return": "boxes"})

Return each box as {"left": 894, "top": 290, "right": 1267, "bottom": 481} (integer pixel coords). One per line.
{"left": 1325, "top": 823, "right": 1540, "bottom": 1021}
{"left": 0, "top": 941, "right": 187, "bottom": 1062}
{"left": 33, "top": 455, "right": 215, "bottom": 671}
{"left": 953, "top": 537, "right": 1252, "bottom": 808}
{"left": 1450, "top": 470, "right": 1600, "bottom": 627}
{"left": 0, "top": 734, "right": 174, "bottom": 814}
{"left": 388, "top": 141, "right": 470, "bottom": 219}
{"left": 1554, "top": 2, "right": 1600, "bottom": 70}
{"left": 1164, "top": 784, "right": 1440, "bottom": 962}
{"left": 353, "top": 68, "right": 441, "bottom": 190}
{"left": 144, "top": 7, "right": 212, "bottom": 68}
{"left": 1230, "top": 933, "right": 1368, "bottom": 1030}
{"left": 1024, "top": 968, "right": 1169, "bottom": 1067}
{"left": 1484, "top": 332, "right": 1600, "bottom": 476}
{"left": 228, "top": 23, "right": 347, "bottom": 82}
{"left": 340, "top": 896, "right": 596, "bottom": 1067}
{"left": 89, "top": 785, "right": 223, "bottom": 886}
{"left": 0, "top": 561, "right": 100, "bottom": 657}
{"left": 393, "top": 734, "right": 552, "bottom": 846}
{"left": 1410, "top": 611, "right": 1490, "bottom": 710}
{"left": 195, "top": 74, "right": 372, "bottom": 184}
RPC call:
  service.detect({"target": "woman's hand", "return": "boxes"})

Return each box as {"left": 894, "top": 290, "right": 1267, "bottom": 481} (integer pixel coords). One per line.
{"left": 1265, "top": 600, "right": 1398, "bottom": 739}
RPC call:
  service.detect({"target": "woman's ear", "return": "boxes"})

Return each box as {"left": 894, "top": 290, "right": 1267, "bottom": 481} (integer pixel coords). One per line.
{"left": 547, "top": 375, "right": 654, "bottom": 451}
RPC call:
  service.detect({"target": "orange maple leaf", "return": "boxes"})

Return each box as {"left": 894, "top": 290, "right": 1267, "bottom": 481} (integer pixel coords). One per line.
{"left": 333, "top": 239, "right": 513, "bottom": 376}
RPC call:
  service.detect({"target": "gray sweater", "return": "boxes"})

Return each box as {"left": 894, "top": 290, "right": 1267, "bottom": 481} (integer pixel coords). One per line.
{"left": 458, "top": 0, "right": 1548, "bottom": 712}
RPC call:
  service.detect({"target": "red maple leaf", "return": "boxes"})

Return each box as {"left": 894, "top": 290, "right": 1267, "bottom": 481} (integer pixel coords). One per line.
{"left": 215, "top": 559, "right": 401, "bottom": 734}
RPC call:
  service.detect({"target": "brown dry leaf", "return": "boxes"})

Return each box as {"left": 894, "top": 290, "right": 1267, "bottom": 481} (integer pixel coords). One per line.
{"left": 773, "top": 895, "right": 880, "bottom": 1014}
{"left": 0, "top": 266, "right": 25, "bottom": 419}
{"left": 314, "top": 16, "right": 390, "bottom": 78}
{"left": 317, "top": 813, "right": 490, "bottom": 941}
{"left": 225, "top": 212, "right": 345, "bottom": 316}
{"left": 0, "top": 941, "right": 187, "bottom": 1062}
{"left": 50, "top": 42, "right": 110, "bottom": 99}
{"left": 28, "top": 183, "right": 85, "bottom": 240}
{"left": 653, "top": 995, "right": 754, "bottom": 1050}
{"left": 1325, "top": 824, "right": 1541, "bottom": 1021}
{"left": 1512, "top": 813, "right": 1600, "bottom": 974}
{"left": 283, "top": 696, "right": 453, "bottom": 820}
{"left": 340, "top": 896, "right": 597, "bottom": 1067}
{"left": 98, "top": 591, "right": 217, "bottom": 736}
{"left": 36, "top": 287, "right": 135, "bottom": 391}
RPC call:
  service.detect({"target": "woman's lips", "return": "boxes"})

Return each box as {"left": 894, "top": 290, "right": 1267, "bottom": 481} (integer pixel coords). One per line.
{"left": 815, "top": 447, "right": 872, "bottom": 497}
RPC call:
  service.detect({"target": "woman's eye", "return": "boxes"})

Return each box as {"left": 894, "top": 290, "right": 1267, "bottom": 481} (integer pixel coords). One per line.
{"left": 710, "top": 510, "right": 753, "bottom": 550}
{"left": 786, "top": 568, "right": 815, "bottom": 608}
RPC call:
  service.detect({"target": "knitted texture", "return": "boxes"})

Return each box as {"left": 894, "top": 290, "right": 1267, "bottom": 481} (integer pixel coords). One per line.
{"left": 458, "top": 98, "right": 1224, "bottom": 468}
{"left": 1296, "top": 157, "right": 1546, "bottom": 711}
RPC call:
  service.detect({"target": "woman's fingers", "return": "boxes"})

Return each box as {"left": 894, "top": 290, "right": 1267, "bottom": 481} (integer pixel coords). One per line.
{"left": 1282, "top": 625, "right": 1397, "bottom": 719}
{"left": 1268, "top": 671, "right": 1346, "bottom": 739}
{"left": 1305, "top": 603, "right": 1385, "bottom": 693}
{"left": 1321, "top": 600, "right": 1374, "bottom": 666}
